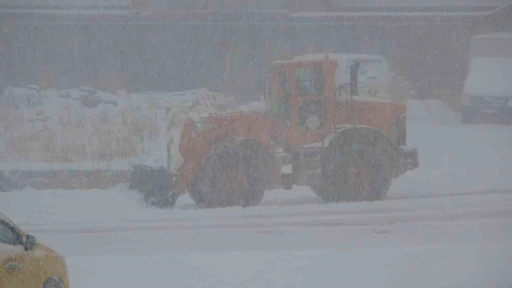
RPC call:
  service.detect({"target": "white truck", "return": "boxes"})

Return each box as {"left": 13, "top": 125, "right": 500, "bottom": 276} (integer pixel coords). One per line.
{"left": 461, "top": 32, "right": 512, "bottom": 125}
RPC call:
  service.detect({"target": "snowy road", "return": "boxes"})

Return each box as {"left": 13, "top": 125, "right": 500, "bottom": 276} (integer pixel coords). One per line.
{"left": 4, "top": 186, "right": 511, "bottom": 288}
{"left": 1, "top": 100, "right": 512, "bottom": 287}
{"left": 13, "top": 188, "right": 512, "bottom": 236}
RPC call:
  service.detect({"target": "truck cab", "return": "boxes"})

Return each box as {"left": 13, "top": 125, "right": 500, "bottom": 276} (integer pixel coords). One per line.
{"left": 266, "top": 57, "right": 338, "bottom": 147}
{"left": 265, "top": 54, "right": 418, "bottom": 194}
{"left": 266, "top": 54, "right": 409, "bottom": 149}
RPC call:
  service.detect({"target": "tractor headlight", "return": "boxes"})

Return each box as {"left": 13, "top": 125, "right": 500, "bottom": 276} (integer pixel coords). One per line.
{"left": 305, "top": 115, "right": 321, "bottom": 130}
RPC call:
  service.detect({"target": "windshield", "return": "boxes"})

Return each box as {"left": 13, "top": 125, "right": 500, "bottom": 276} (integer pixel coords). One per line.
{"left": 269, "top": 67, "right": 291, "bottom": 123}
{"left": 295, "top": 66, "right": 325, "bottom": 98}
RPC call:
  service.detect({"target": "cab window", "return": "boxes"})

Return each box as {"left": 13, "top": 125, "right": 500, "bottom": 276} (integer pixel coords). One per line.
{"left": 295, "top": 66, "right": 325, "bottom": 98}
{"left": 270, "top": 67, "right": 291, "bottom": 124}
{"left": 0, "top": 220, "right": 22, "bottom": 246}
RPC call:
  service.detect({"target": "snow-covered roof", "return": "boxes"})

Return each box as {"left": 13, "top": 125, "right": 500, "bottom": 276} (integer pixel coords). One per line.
{"left": 2, "top": 0, "right": 508, "bottom": 8}
{"left": 329, "top": 0, "right": 509, "bottom": 7}
{"left": 293, "top": 53, "right": 386, "bottom": 63}
{"left": 1, "top": 0, "right": 131, "bottom": 7}
{"left": 464, "top": 57, "right": 512, "bottom": 97}
{"left": 470, "top": 32, "right": 512, "bottom": 58}
{"left": 0, "top": 8, "right": 131, "bottom": 15}
{"left": 472, "top": 32, "right": 512, "bottom": 39}
{"left": 292, "top": 11, "right": 487, "bottom": 17}
{"left": 2, "top": 0, "right": 508, "bottom": 25}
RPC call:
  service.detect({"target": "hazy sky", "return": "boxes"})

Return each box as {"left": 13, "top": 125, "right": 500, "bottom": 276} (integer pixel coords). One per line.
{"left": 4, "top": 0, "right": 511, "bottom": 8}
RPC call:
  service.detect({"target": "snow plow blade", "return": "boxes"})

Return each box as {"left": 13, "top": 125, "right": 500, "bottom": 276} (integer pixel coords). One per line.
{"left": 129, "top": 164, "right": 178, "bottom": 209}
{"left": 399, "top": 146, "right": 419, "bottom": 172}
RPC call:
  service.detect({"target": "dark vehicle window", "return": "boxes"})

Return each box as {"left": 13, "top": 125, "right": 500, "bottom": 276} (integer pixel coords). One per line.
{"left": 295, "top": 67, "right": 325, "bottom": 98}
{"left": 270, "top": 68, "right": 291, "bottom": 124}
{"left": 0, "top": 221, "right": 21, "bottom": 246}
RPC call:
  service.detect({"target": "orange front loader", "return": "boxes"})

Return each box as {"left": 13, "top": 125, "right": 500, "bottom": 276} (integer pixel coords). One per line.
{"left": 130, "top": 54, "right": 419, "bottom": 209}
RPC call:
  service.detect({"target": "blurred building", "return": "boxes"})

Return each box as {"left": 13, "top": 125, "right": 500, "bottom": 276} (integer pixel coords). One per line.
{"left": 0, "top": 0, "right": 511, "bottom": 99}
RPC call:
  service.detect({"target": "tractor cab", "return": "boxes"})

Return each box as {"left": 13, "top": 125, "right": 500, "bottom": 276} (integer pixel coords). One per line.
{"left": 266, "top": 55, "right": 355, "bottom": 146}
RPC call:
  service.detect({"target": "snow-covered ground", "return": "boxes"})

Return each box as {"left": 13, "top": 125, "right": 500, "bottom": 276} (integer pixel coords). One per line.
{"left": 1, "top": 99, "right": 512, "bottom": 288}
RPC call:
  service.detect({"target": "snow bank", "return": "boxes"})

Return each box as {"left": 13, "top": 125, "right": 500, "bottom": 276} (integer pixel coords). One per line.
{"left": 0, "top": 86, "right": 160, "bottom": 163}
{"left": 390, "top": 113, "right": 512, "bottom": 197}
{"left": 406, "top": 99, "right": 459, "bottom": 125}
{"left": 0, "top": 86, "right": 237, "bottom": 167}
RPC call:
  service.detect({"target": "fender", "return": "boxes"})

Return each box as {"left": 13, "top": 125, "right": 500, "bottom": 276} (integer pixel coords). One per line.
{"left": 324, "top": 125, "right": 399, "bottom": 151}
{"left": 322, "top": 125, "right": 353, "bottom": 148}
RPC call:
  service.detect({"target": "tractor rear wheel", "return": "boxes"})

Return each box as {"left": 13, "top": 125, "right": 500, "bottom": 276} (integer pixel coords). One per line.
{"left": 189, "top": 142, "right": 267, "bottom": 208}
{"left": 313, "top": 134, "right": 392, "bottom": 202}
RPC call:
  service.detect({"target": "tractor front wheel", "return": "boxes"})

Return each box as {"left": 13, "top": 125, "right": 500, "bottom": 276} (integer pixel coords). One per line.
{"left": 189, "top": 142, "right": 267, "bottom": 208}
{"left": 313, "top": 136, "right": 392, "bottom": 202}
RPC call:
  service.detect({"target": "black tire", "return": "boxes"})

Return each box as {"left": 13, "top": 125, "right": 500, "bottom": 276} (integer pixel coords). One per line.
{"left": 189, "top": 141, "right": 267, "bottom": 208}
{"left": 43, "top": 277, "right": 65, "bottom": 288}
{"left": 313, "top": 132, "right": 392, "bottom": 202}
{"left": 129, "top": 165, "right": 177, "bottom": 209}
